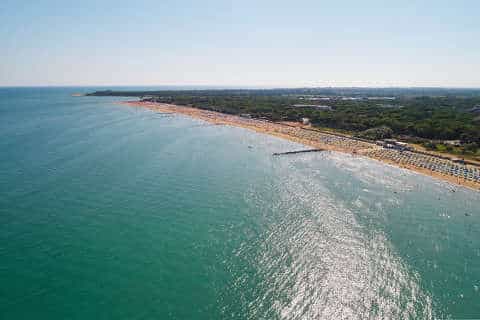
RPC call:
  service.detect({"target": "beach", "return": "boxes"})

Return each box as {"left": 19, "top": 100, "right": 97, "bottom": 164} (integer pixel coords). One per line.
{"left": 123, "top": 100, "right": 480, "bottom": 191}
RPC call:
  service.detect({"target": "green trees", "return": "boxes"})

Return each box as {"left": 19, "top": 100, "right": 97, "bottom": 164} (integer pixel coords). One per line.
{"left": 357, "top": 126, "right": 394, "bottom": 140}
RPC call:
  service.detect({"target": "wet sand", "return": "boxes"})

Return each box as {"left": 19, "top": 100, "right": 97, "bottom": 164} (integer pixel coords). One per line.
{"left": 121, "top": 101, "right": 480, "bottom": 191}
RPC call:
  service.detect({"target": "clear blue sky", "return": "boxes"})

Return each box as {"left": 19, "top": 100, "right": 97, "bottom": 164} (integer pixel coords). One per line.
{"left": 1, "top": 0, "right": 479, "bottom": 87}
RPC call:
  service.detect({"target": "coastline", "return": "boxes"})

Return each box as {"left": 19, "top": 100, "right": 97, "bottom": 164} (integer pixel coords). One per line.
{"left": 121, "top": 101, "right": 480, "bottom": 191}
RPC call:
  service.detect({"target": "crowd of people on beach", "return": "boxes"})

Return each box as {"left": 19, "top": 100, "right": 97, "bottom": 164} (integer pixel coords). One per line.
{"left": 365, "top": 148, "right": 480, "bottom": 183}
{"left": 231, "top": 114, "right": 480, "bottom": 185}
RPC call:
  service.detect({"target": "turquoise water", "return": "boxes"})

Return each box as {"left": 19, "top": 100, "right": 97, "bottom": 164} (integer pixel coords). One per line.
{"left": 1, "top": 88, "right": 479, "bottom": 319}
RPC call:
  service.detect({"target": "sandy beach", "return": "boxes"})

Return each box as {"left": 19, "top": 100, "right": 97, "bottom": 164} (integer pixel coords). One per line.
{"left": 122, "top": 101, "right": 480, "bottom": 191}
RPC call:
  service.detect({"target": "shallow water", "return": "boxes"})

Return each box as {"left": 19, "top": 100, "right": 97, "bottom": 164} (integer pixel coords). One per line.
{"left": 1, "top": 88, "right": 479, "bottom": 319}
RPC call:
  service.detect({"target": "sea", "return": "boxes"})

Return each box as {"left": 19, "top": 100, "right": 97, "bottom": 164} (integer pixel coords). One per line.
{"left": 1, "top": 87, "right": 479, "bottom": 319}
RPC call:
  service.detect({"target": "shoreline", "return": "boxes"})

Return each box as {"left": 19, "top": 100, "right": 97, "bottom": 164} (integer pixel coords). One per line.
{"left": 121, "top": 101, "right": 480, "bottom": 191}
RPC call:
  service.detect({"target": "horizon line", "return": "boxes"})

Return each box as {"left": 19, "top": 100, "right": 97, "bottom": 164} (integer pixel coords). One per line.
{"left": 2, "top": 84, "right": 480, "bottom": 90}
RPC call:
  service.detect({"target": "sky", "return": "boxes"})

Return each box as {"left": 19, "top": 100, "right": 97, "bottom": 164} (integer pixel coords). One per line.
{"left": 1, "top": 0, "right": 479, "bottom": 87}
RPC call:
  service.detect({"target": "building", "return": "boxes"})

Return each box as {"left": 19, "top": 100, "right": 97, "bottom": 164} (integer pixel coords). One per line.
{"left": 444, "top": 140, "right": 462, "bottom": 147}
{"left": 367, "top": 97, "right": 396, "bottom": 100}
{"left": 378, "top": 139, "right": 412, "bottom": 151}
{"left": 383, "top": 139, "right": 398, "bottom": 145}
{"left": 377, "top": 104, "right": 404, "bottom": 109}
{"left": 290, "top": 104, "right": 332, "bottom": 111}
{"left": 140, "top": 95, "right": 155, "bottom": 101}
{"left": 396, "top": 142, "right": 411, "bottom": 150}
{"left": 470, "top": 105, "right": 480, "bottom": 113}
{"left": 302, "top": 118, "right": 311, "bottom": 125}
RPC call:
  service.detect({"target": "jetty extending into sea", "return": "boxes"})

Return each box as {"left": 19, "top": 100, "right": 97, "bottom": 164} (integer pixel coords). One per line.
{"left": 273, "top": 149, "right": 325, "bottom": 156}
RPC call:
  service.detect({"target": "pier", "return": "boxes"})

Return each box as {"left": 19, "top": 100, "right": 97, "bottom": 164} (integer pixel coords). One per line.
{"left": 273, "top": 149, "right": 325, "bottom": 156}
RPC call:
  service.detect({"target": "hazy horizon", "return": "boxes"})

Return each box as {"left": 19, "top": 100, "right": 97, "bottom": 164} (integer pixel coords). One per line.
{"left": 3, "top": 85, "right": 480, "bottom": 90}
{"left": 1, "top": 0, "right": 479, "bottom": 87}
